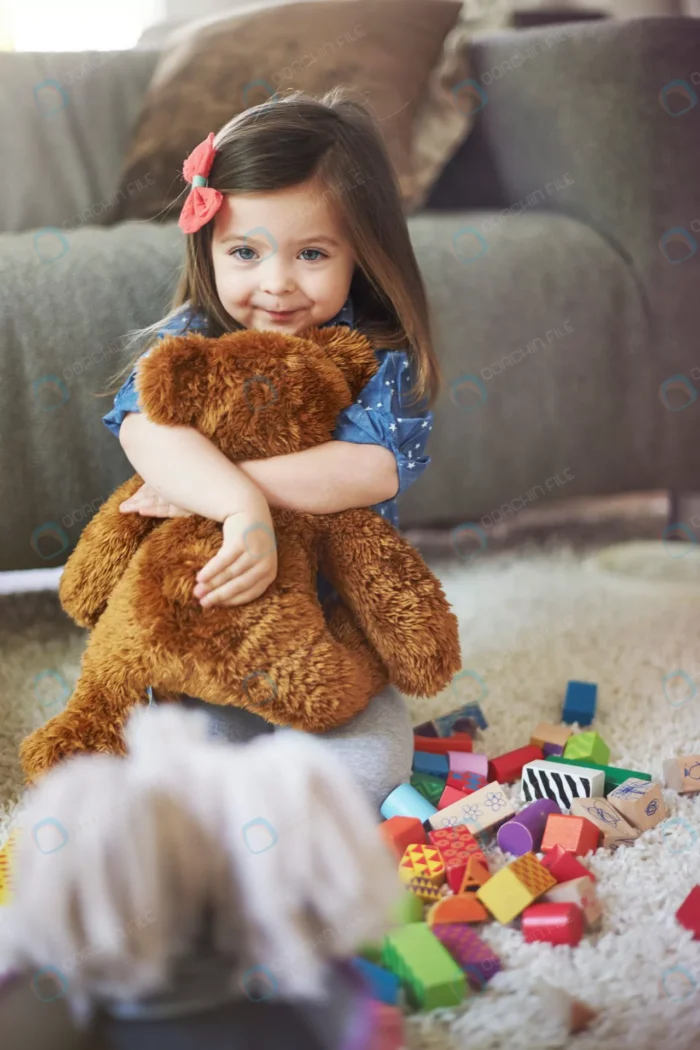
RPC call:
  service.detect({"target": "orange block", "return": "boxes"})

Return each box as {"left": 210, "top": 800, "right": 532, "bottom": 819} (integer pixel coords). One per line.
{"left": 541, "top": 813, "right": 600, "bottom": 856}
{"left": 427, "top": 893, "right": 488, "bottom": 925}
{"left": 379, "top": 816, "right": 427, "bottom": 859}
{"left": 458, "top": 856, "right": 490, "bottom": 894}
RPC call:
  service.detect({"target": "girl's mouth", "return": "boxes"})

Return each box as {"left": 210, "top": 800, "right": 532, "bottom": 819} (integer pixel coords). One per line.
{"left": 264, "top": 309, "right": 299, "bottom": 321}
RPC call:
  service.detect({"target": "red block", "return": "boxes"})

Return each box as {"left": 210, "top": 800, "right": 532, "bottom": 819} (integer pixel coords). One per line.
{"left": 522, "top": 902, "right": 584, "bottom": 946}
{"left": 447, "top": 772, "right": 486, "bottom": 795}
{"left": 540, "top": 844, "right": 597, "bottom": 883}
{"left": 438, "top": 785, "right": 468, "bottom": 811}
{"left": 368, "top": 1002, "right": 404, "bottom": 1050}
{"left": 541, "top": 814, "right": 600, "bottom": 856}
{"left": 429, "top": 825, "right": 486, "bottom": 894}
{"left": 378, "top": 817, "right": 426, "bottom": 859}
{"left": 488, "top": 745, "right": 543, "bottom": 784}
{"left": 414, "top": 735, "right": 473, "bottom": 755}
{"left": 676, "top": 885, "right": 700, "bottom": 940}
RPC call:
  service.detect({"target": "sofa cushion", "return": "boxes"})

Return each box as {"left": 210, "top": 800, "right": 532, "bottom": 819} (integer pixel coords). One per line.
{"left": 114, "top": 0, "right": 471, "bottom": 220}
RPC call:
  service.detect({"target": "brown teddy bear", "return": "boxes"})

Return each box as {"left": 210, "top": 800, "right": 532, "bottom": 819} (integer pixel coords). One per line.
{"left": 20, "top": 325, "right": 461, "bottom": 782}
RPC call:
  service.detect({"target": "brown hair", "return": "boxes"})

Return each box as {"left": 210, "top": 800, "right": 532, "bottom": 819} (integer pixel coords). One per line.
{"left": 105, "top": 87, "right": 442, "bottom": 409}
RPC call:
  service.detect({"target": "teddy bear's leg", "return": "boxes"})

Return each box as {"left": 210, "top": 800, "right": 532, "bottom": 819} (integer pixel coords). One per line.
{"left": 318, "top": 509, "right": 462, "bottom": 697}
{"left": 58, "top": 475, "right": 163, "bottom": 628}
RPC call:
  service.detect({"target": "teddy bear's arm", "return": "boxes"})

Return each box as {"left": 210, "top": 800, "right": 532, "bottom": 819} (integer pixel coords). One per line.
{"left": 58, "top": 475, "right": 162, "bottom": 628}
{"left": 318, "top": 509, "right": 462, "bottom": 698}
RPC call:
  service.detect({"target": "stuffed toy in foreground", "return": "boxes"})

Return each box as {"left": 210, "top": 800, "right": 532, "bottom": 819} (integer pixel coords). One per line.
{"left": 20, "top": 326, "right": 460, "bottom": 781}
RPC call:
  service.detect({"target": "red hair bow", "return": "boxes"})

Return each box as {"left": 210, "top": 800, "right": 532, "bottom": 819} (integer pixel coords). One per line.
{"left": 178, "top": 132, "right": 224, "bottom": 234}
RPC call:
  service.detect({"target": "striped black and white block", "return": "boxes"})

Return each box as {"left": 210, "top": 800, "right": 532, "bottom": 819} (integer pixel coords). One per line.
{"left": 521, "top": 760, "right": 605, "bottom": 812}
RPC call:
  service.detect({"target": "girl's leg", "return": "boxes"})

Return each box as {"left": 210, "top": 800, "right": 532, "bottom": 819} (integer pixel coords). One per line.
{"left": 279, "top": 684, "right": 414, "bottom": 812}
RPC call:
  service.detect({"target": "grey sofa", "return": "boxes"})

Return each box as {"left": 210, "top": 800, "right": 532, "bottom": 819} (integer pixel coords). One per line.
{"left": 1, "top": 17, "right": 699, "bottom": 571}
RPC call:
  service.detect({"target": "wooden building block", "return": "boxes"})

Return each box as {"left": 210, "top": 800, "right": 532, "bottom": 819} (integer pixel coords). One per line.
{"left": 412, "top": 752, "right": 449, "bottom": 779}
{"left": 391, "top": 891, "right": 424, "bottom": 926}
{"left": 438, "top": 785, "right": 469, "bottom": 811}
{"left": 378, "top": 816, "right": 426, "bottom": 859}
{"left": 663, "top": 756, "right": 700, "bottom": 795}
{"left": 569, "top": 797, "right": 640, "bottom": 849}
{"left": 531, "top": 722, "right": 573, "bottom": 750}
{"left": 676, "top": 885, "right": 700, "bottom": 940}
{"left": 427, "top": 894, "right": 488, "bottom": 926}
{"left": 434, "top": 702, "right": 488, "bottom": 736}
{"left": 380, "top": 784, "right": 437, "bottom": 823}
{"left": 540, "top": 844, "right": 596, "bottom": 883}
{"left": 447, "top": 771, "right": 488, "bottom": 795}
{"left": 381, "top": 923, "right": 467, "bottom": 1010}
{"left": 414, "top": 734, "right": 473, "bottom": 755}
{"left": 458, "top": 856, "right": 491, "bottom": 894}
{"left": 544, "top": 875, "right": 601, "bottom": 928}
{"left": 476, "top": 852, "right": 556, "bottom": 924}
{"left": 522, "top": 902, "right": 584, "bottom": 946}
{"left": 399, "top": 843, "right": 445, "bottom": 886}
{"left": 489, "top": 745, "right": 544, "bottom": 784}
{"left": 351, "top": 957, "right": 400, "bottom": 1005}
{"left": 429, "top": 825, "right": 485, "bottom": 893}
{"left": 521, "top": 759, "right": 605, "bottom": 810}
{"left": 562, "top": 680, "right": 597, "bottom": 726}
{"left": 431, "top": 924, "right": 501, "bottom": 988}
{"left": 0, "top": 831, "right": 19, "bottom": 907}
{"left": 428, "top": 781, "right": 516, "bottom": 833}
{"left": 607, "top": 778, "right": 668, "bottom": 831}
{"left": 414, "top": 720, "right": 439, "bottom": 737}
{"left": 411, "top": 772, "right": 445, "bottom": 807}
{"left": 408, "top": 875, "right": 445, "bottom": 902}
{"left": 447, "top": 752, "right": 489, "bottom": 778}
{"left": 544, "top": 755, "right": 650, "bottom": 796}
{"left": 540, "top": 813, "right": 600, "bottom": 856}
{"left": 368, "top": 1001, "right": 404, "bottom": 1050}
{"left": 563, "top": 731, "right": 610, "bottom": 766}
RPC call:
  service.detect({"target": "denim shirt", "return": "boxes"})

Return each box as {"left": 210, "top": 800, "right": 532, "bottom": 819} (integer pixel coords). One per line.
{"left": 102, "top": 296, "right": 434, "bottom": 530}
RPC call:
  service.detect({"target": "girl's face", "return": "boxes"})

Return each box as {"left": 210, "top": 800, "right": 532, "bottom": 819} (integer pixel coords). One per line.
{"left": 210, "top": 180, "right": 356, "bottom": 335}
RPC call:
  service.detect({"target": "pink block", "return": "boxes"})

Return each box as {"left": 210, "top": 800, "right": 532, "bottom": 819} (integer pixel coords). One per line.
{"left": 438, "top": 784, "right": 468, "bottom": 810}
{"left": 447, "top": 751, "right": 489, "bottom": 777}
{"left": 368, "top": 1001, "right": 404, "bottom": 1050}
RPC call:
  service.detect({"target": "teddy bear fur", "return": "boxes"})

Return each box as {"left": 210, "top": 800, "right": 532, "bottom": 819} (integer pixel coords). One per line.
{"left": 20, "top": 325, "right": 461, "bottom": 782}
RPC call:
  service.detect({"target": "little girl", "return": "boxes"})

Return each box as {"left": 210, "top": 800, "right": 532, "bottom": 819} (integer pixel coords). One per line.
{"left": 103, "top": 87, "right": 443, "bottom": 812}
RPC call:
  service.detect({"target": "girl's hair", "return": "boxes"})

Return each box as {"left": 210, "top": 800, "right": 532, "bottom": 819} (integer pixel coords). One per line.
{"left": 103, "top": 87, "right": 441, "bottom": 409}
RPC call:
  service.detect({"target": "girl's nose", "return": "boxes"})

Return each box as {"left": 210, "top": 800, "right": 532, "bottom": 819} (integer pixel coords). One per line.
{"left": 260, "top": 258, "right": 296, "bottom": 296}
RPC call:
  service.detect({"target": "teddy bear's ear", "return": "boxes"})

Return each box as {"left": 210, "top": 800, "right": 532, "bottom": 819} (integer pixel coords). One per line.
{"left": 136, "top": 334, "right": 214, "bottom": 427}
{"left": 303, "top": 325, "right": 379, "bottom": 400}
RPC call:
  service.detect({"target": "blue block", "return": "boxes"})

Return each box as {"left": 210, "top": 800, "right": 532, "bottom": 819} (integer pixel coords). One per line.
{"left": 351, "top": 957, "right": 400, "bottom": 1004}
{"left": 562, "top": 680, "right": 597, "bottom": 726}
{"left": 380, "top": 783, "right": 437, "bottom": 822}
{"left": 434, "top": 702, "right": 488, "bottom": 735}
{"left": 412, "top": 751, "right": 449, "bottom": 778}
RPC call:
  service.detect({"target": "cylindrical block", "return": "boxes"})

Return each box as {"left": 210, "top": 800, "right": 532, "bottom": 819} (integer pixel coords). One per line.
{"left": 380, "top": 783, "right": 437, "bottom": 823}
{"left": 447, "top": 751, "right": 489, "bottom": 777}
{"left": 497, "top": 799, "right": 560, "bottom": 856}
{"left": 522, "top": 902, "right": 584, "bottom": 946}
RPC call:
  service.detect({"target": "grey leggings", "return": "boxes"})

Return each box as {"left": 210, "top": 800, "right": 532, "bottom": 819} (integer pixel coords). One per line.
{"left": 176, "top": 684, "right": 414, "bottom": 813}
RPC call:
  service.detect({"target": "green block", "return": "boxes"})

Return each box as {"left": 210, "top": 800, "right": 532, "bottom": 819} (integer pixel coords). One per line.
{"left": 563, "top": 731, "right": 610, "bottom": 766}
{"left": 545, "top": 755, "right": 650, "bottom": 795}
{"left": 357, "top": 940, "right": 383, "bottom": 964}
{"left": 411, "top": 772, "right": 444, "bottom": 806}
{"left": 392, "top": 890, "right": 424, "bottom": 925}
{"left": 382, "top": 922, "right": 466, "bottom": 1011}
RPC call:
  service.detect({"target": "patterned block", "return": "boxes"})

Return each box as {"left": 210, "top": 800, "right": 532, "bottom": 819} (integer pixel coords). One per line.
{"left": 0, "top": 831, "right": 20, "bottom": 907}
{"left": 545, "top": 755, "right": 650, "bottom": 795}
{"left": 509, "top": 852, "right": 558, "bottom": 898}
{"left": 663, "top": 756, "right": 700, "bottom": 795}
{"left": 477, "top": 852, "right": 555, "bottom": 924}
{"left": 428, "top": 825, "right": 486, "bottom": 893}
{"left": 408, "top": 875, "right": 444, "bottom": 902}
{"left": 382, "top": 923, "right": 467, "bottom": 1010}
{"left": 411, "top": 772, "right": 446, "bottom": 807}
{"left": 434, "top": 703, "right": 488, "bottom": 736}
{"left": 521, "top": 760, "right": 605, "bottom": 811}
{"left": 431, "top": 924, "right": 501, "bottom": 988}
{"left": 564, "top": 732, "right": 610, "bottom": 766}
{"left": 447, "top": 770, "right": 488, "bottom": 794}
{"left": 428, "top": 781, "right": 516, "bottom": 833}
{"left": 607, "top": 778, "right": 668, "bottom": 831}
{"left": 398, "top": 844, "right": 445, "bottom": 886}
{"left": 458, "top": 856, "right": 490, "bottom": 895}
{"left": 569, "top": 797, "right": 640, "bottom": 849}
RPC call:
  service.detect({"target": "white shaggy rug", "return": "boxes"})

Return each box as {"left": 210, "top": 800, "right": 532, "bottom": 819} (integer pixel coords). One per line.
{"left": 1, "top": 527, "right": 699, "bottom": 1050}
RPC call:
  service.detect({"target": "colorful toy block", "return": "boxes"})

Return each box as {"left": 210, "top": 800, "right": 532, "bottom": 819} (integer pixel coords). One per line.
{"left": 380, "top": 783, "right": 437, "bottom": 823}
{"left": 431, "top": 924, "right": 501, "bottom": 988}
{"left": 438, "top": 785, "right": 469, "bottom": 810}
{"left": 489, "top": 745, "right": 544, "bottom": 784}
{"left": 497, "top": 798, "right": 560, "bottom": 856}
{"left": 398, "top": 843, "right": 445, "bottom": 886}
{"left": 458, "top": 856, "right": 490, "bottom": 894}
{"left": 429, "top": 781, "right": 516, "bottom": 833}
{"left": 0, "top": 832, "right": 18, "bottom": 907}
{"left": 562, "top": 681, "right": 597, "bottom": 726}
{"left": 540, "top": 813, "right": 600, "bottom": 856}
{"left": 522, "top": 902, "right": 584, "bottom": 946}
{"left": 663, "top": 756, "right": 700, "bottom": 794}
{"left": 427, "top": 894, "right": 488, "bottom": 926}
{"left": 413, "top": 720, "right": 439, "bottom": 737}
{"left": 569, "top": 797, "right": 640, "bottom": 849}
{"left": 543, "top": 742, "right": 564, "bottom": 757}
{"left": 435, "top": 703, "right": 488, "bottom": 736}
{"left": 378, "top": 816, "right": 426, "bottom": 859}
{"left": 476, "top": 852, "right": 556, "bottom": 924}
{"left": 521, "top": 759, "right": 605, "bottom": 810}
{"left": 411, "top": 773, "right": 446, "bottom": 807}
{"left": 368, "top": 1001, "right": 404, "bottom": 1050}
{"left": 351, "top": 957, "right": 400, "bottom": 1005}
{"left": 381, "top": 923, "right": 467, "bottom": 1010}
{"left": 408, "top": 875, "right": 445, "bottom": 902}
{"left": 530, "top": 722, "right": 573, "bottom": 750}
{"left": 391, "top": 891, "right": 425, "bottom": 925}
{"left": 447, "top": 770, "right": 488, "bottom": 795}
{"left": 563, "top": 731, "right": 610, "bottom": 766}
{"left": 447, "top": 752, "right": 488, "bottom": 778}
{"left": 428, "top": 825, "right": 485, "bottom": 893}
{"left": 414, "top": 734, "right": 473, "bottom": 756}
{"left": 412, "top": 752, "right": 449, "bottom": 779}
{"left": 607, "top": 778, "right": 668, "bottom": 831}
{"left": 544, "top": 875, "right": 602, "bottom": 928}
{"left": 544, "top": 755, "right": 650, "bottom": 796}
{"left": 452, "top": 717, "right": 482, "bottom": 737}
{"left": 676, "top": 885, "right": 700, "bottom": 940}
{"left": 539, "top": 844, "right": 596, "bottom": 883}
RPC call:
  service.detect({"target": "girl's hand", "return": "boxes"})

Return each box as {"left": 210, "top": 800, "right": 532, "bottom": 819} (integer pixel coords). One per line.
{"left": 193, "top": 497, "right": 278, "bottom": 608}
{"left": 119, "top": 483, "right": 193, "bottom": 518}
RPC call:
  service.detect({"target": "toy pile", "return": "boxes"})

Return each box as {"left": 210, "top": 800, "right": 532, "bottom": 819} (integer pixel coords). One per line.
{"left": 352, "top": 680, "right": 700, "bottom": 1045}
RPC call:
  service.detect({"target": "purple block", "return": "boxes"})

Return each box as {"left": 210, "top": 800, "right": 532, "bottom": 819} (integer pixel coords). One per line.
{"left": 432, "top": 924, "right": 501, "bottom": 988}
{"left": 413, "top": 720, "right": 438, "bottom": 737}
{"left": 496, "top": 798, "right": 561, "bottom": 856}
{"left": 447, "top": 751, "right": 489, "bottom": 777}
{"left": 543, "top": 742, "right": 564, "bottom": 757}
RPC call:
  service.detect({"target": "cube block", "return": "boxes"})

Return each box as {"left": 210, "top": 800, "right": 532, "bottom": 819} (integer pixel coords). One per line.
{"left": 676, "top": 885, "right": 700, "bottom": 940}
{"left": 429, "top": 825, "right": 486, "bottom": 893}
{"left": 607, "top": 778, "right": 668, "bottom": 831}
{"left": 663, "top": 756, "right": 700, "bottom": 795}
{"left": 438, "top": 785, "right": 469, "bottom": 811}
{"left": 398, "top": 843, "right": 445, "bottom": 886}
{"left": 540, "top": 844, "right": 596, "bottom": 883}
{"left": 563, "top": 731, "right": 610, "bottom": 766}
{"left": 530, "top": 722, "right": 574, "bottom": 750}
{"left": 412, "top": 752, "right": 449, "bottom": 779}
{"left": 562, "top": 681, "right": 597, "bottom": 726}
{"left": 540, "top": 813, "right": 600, "bottom": 856}
{"left": 411, "top": 773, "right": 446, "bottom": 807}
{"left": 569, "top": 797, "right": 640, "bottom": 849}
{"left": 379, "top": 816, "right": 427, "bottom": 859}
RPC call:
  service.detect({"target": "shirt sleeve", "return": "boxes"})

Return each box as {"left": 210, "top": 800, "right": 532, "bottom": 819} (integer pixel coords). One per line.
{"left": 102, "top": 357, "right": 147, "bottom": 439}
{"left": 332, "top": 350, "right": 433, "bottom": 498}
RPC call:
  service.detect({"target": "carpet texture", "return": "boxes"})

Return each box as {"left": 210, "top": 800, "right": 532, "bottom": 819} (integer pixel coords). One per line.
{"left": 1, "top": 536, "right": 699, "bottom": 1049}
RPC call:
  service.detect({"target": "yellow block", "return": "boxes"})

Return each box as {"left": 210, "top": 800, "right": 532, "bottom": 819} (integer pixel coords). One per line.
{"left": 0, "top": 830, "right": 20, "bottom": 907}
{"left": 476, "top": 865, "right": 535, "bottom": 924}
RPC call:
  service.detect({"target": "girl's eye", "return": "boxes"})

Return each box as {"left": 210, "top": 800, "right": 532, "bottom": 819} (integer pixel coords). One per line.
{"left": 229, "top": 246, "right": 258, "bottom": 261}
{"left": 299, "top": 249, "right": 326, "bottom": 262}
